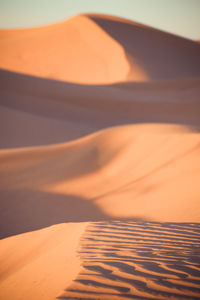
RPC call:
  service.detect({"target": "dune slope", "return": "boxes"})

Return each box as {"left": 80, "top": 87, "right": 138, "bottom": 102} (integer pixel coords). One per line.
{"left": 63, "top": 221, "right": 200, "bottom": 300}
{"left": 0, "top": 222, "right": 87, "bottom": 300}
{"left": 87, "top": 14, "right": 200, "bottom": 81}
{"left": 0, "top": 123, "right": 200, "bottom": 240}
{"left": 0, "top": 13, "right": 200, "bottom": 300}
{"left": 0, "top": 69, "right": 200, "bottom": 148}
{"left": 0, "top": 15, "right": 130, "bottom": 84}
{"left": 1, "top": 14, "right": 200, "bottom": 84}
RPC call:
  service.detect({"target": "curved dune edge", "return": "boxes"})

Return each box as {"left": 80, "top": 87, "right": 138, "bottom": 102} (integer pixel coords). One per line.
{"left": 38, "top": 124, "right": 200, "bottom": 222}
{"left": 0, "top": 15, "right": 132, "bottom": 84}
{"left": 0, "top": 68, "right": 200, "bottom": 149}
{"left": 0, "top": 222, "right": 88, "bottom": 300}
{"left": 1, "top": 13, "right": 200, "bottom": 84}
{"left": 85, "top": 13, "right": 200, "bottom": 82}
{"left": 0, "top": 123, "right": 200, "bottom": 231}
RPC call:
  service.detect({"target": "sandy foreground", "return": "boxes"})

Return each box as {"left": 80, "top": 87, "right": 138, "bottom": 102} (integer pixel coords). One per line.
{"left": 0, "top": 14, "right": 200, "bottom": 299}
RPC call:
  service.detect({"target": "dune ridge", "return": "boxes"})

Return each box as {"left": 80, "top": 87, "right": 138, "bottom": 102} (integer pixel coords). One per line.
{"left": 0, "top": 13, "right": 200, "bottom": 300}
{"left": 1, "top": 14, "right": 200, "bottom": 84}
{"left": 0, "top": 69, "right": 200, "bottom": 149}
{"left": 0, "top": 222, "right": 87, "bottom": 300}
{"left": 0, "top": 15, "right": 130, "bottom": 84}
{"left": 0, "top": 123, "right": 199, "bottom": 241}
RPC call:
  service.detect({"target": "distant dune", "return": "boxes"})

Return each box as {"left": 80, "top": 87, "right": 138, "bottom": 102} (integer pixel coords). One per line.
{"left": 0, "top": 13, "right": 200, "bottom": 300}
{"left": 1, "top": 14, "right": 200, "bottom": 84}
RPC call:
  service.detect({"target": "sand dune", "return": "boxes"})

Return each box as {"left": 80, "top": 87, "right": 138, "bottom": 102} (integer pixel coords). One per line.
{"left": 0, "top": 13, "right": 200, "bottom": 300}
{"left": 0, "top": 222, "right": 87, "bottom": 300}
{"left": 86, "top": 14, "right": 200, "bottom": 81}
{"left": 0, "top": 69, "right": 200, "bottom": 148}
{"left": 1, "top": 14, "right": 200, "bottom": 84}
{"left": 0, "top": 15, "right": 130, "bottom": 84}
{"left": 0, "top": 123, "right": 200, "bottom": 240}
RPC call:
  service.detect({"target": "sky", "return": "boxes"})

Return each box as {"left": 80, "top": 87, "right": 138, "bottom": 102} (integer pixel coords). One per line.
{"left": 0, "top": 0, "right": 200, "bottom": 40}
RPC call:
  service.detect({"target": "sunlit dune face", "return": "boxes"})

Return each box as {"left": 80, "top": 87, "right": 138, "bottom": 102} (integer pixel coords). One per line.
{"left": 0, "top": 15, "right": 134, "bottom": 84}
{"left": 1, "top": 124, "right": 198, "bottom": 223}
{"left": 1, "top": 13, "right": 200, "bottom": 84}
{"left": 0, "top": 222, "right": 87, "bottom": 300}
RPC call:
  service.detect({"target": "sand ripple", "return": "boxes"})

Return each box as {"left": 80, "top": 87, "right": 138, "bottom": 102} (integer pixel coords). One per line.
{"left": 61, "top": 221, "right": 200, "bottom": 299}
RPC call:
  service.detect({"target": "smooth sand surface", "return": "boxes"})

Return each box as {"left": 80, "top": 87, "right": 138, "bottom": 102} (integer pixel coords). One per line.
{"left": 0, "top": 223, "right": 87, "bottom": 300}
{"left": 0, "top": 13, "right": 200, "bottom": 300}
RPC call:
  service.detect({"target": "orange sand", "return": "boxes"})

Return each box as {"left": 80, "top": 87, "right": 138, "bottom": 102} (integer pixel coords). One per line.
{"left": 0, "top": 13, "right": 200, "bottom": 300}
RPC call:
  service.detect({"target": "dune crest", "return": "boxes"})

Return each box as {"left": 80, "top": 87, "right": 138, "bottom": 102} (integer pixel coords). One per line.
{"left": 63, "top": 221, "right": 200, "bottom": 299}
{"left": 0, "top": 69, "right": 200, "bottom": 149}
{"left": 0, "top": 15, "right": 131, "bottom": 84}
{"left": 1, "top": 13, "right": 200, "bottom": 84}
{"left": 1, "top": 124, "right": 200, "bottom": 229}
{"left": 0, "top": 222, "right": 87, "bottom": 300}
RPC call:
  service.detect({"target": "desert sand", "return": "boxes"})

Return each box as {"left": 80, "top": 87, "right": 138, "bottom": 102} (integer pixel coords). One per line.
{"left": 0, "top": 14, "right": 200, "bottom": 299}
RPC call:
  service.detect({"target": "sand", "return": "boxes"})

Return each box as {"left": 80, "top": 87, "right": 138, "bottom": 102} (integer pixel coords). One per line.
{"left": 0, "top": 13, "right": 200, "bottom": 300}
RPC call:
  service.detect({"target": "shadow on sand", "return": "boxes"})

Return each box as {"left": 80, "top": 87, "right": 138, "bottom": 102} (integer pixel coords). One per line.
{"left": 59, "top": 221, "right": 200, "bottom": 299}
{"left": 0, "top": 188, "right": 146, "bottom": 239}
{"left": 0, "top": 189, "right": 106, "bottom": 239}
{"left": 87, "top": 15, "right": 200, "bottom": 81}
{"left": 1, "top": 68, "right": 200, "bottom": 147}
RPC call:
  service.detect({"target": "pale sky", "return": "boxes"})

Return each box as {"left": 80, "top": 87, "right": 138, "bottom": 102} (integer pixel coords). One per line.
{"left": 0, "top": 0, "right": 200, "bottom": 40}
